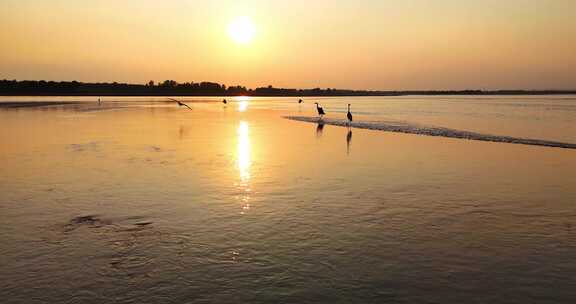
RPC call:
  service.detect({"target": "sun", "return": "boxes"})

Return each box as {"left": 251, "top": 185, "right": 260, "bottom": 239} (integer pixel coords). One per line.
{"left": 228, "top": 17, "right": 256, "bottom": 44}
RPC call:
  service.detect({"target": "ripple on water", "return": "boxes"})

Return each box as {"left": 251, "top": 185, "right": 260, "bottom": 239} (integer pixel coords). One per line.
{"left": 59, "top": 214, "right": 168, "bottom": 280}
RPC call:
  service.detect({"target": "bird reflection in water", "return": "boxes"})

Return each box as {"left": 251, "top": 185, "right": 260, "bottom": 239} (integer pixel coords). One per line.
{"left": 179, "top": 125, "right": 188, "bottom": 140}
{"left": 346, "top": 129, "right": 352, "bottom": 155}
{"left": 236, "top": 121, "right": 252, "bottom": 214}
{"left": 316, "top": 121, "right": 325, "bottom": 139}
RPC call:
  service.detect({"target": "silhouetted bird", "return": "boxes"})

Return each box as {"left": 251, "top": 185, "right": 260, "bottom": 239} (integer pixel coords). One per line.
{"left": 347, "top": 103, "right": 353, "bottom": 125}
{"left": 98, "top": 97, "right": 101, "bottom": 106}
{"left": 298, "top": 99, "right": 303, "bottom": 104}
{"left": 314, "top": 102, "right": 325, "bottom": 118}
{"left": 169, "top": 98, "right": 192, "bottom": 111}
{"left": 222, "top": 99, "right": 227, "bottom": 105}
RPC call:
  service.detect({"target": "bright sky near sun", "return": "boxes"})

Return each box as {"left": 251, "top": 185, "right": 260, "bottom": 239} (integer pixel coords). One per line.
{"left": 228, "top": 17, "right": 256, "bottom": 44}
{"left": 0, "top": 0, "right": 575, "bottom": 90}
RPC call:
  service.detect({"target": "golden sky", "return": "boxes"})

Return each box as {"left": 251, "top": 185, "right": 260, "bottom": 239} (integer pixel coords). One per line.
{"left": 1, "top": 0, "right": 575, "bottom": 90}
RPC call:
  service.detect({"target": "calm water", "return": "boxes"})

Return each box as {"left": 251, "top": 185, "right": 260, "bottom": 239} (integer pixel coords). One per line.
{"left": 1, "top": 96, "right": 575, "bottom": 303}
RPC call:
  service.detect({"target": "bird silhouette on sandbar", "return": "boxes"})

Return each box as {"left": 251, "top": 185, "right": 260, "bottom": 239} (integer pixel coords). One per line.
{"left": 347, "top": 103, "right": 353, "bottom": 126}
{"left": 314, "top": 102, "right": 325, "bottom": 119}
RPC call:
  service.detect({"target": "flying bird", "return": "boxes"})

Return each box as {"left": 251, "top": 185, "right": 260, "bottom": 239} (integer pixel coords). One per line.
{"left": 347, "top": 104, "right": 353, "bottom": 125}
{"left": 314, "top": 102, "right": 325, "bottom": 118}
{"left": 169, "top": 98, "right": 192, "bottom": 111}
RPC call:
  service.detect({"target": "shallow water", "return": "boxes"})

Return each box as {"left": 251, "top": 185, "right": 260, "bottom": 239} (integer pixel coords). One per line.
{"left": 1, "top": 97, "right": 575, "bottom": 303}
{"left": 285, "top": 116, "right": 576, "bottom": 149}
{"left": 3, "top": 95, "right": 576, "bottom": 142}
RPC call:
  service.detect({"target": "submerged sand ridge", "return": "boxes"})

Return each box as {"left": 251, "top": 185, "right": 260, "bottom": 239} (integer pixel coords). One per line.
{"left": 285, "top": 116, "right": 576, "bottom": 150}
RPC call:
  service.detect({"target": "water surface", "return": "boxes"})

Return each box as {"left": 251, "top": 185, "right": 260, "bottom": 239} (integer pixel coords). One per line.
{"left": 0, "top": 96, "right": 575, "bottom": 303}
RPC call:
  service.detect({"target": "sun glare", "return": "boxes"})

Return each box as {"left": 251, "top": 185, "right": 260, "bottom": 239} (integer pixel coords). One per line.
{"left": 228, "top": 17, "right": 256, "bottom": 44}
{"left": 237, "top": 121, "right": 251, "bottom": 182}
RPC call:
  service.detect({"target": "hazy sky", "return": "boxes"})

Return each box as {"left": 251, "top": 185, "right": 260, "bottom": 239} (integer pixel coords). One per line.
{"left": 1, "top": 0, "right": 575, "bottom": 90}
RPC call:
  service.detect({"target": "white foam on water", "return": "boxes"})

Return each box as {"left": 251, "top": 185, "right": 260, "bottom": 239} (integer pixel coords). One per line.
{"left": 285, "top": 116, "right": 576, "bottom": 150}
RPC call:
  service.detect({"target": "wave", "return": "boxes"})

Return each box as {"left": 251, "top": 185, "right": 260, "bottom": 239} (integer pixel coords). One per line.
{"left": 284, "top": 116, "right": 576, "bottom": 150}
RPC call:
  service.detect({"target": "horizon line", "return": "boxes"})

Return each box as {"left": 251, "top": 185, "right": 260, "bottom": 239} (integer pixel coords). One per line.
{"left": 1, "top": 79, "right": 575, "bottom": 95}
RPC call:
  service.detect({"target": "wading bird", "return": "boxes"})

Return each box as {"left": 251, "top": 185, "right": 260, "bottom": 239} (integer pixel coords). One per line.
{"left": 347, "top": 104, "right": 353, "bottom": 126}
{"left": 222, "top": 99, "right": 228, "bottom": 105}
{"left": 314, "top": 102, "right": 325, "bottom": 118}
{"left": 298, "top": 99, "right": 303, "bottom": 104}
{"left": 169, "top": 98, "right": 192, "bottom": 111}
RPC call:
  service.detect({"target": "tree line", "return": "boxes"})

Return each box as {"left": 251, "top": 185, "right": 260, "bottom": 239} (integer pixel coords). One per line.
{"left": 0, "top": 79, "right": 574, "bottom": 96}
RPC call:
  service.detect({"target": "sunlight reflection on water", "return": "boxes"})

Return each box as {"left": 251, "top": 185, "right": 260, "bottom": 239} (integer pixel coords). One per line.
{"left": 237, "top": 121, "right": 251, "bottom": 182}
{"left": 235, "top": 96, "right": 250, "bottom": 112}
{"left": 236, "top": 121, "right": 252, "bottom": 213}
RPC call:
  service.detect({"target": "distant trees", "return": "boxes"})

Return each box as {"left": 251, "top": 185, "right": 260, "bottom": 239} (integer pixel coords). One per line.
{"left": 161, "top": 80, "right": 177, "bottom": 87}
{"left": 0, "top": 79, "right": 573, "bottom": 96}
{"left": 0, "top": 79, "right": 237, "bottom": 96}
{"left": 227, "top": 85, "right": 249, "bottom": 95}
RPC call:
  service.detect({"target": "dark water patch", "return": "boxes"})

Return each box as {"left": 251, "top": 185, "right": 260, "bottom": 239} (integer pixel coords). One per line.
{"left": 64, "top": 215, "right": 112, "bottom": 232}
{"left": 62, "top": 214, "right": 157, "bottom": 233}
{"left": 59, "top": 214, "right": 165, "bottom": 280}
{"left": 73, "top": 105, "right": 129, "bottom": 112}
{"left": 67, "top": 141, "right": 101, "bottom": 153}
{"left": 285, "top": 116, "right": 576, "bottom": 150}
{"left": 146, "top": 145, "right": 177, "bottom": 153}
{"left": 134, "top": 221, "right": 153, "bottom": 227}
{"left": 148, "top": 145, "right": 162, "bottom": 152}
{"left": 0, "top": 101, "right": 80, "bottom": 108}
